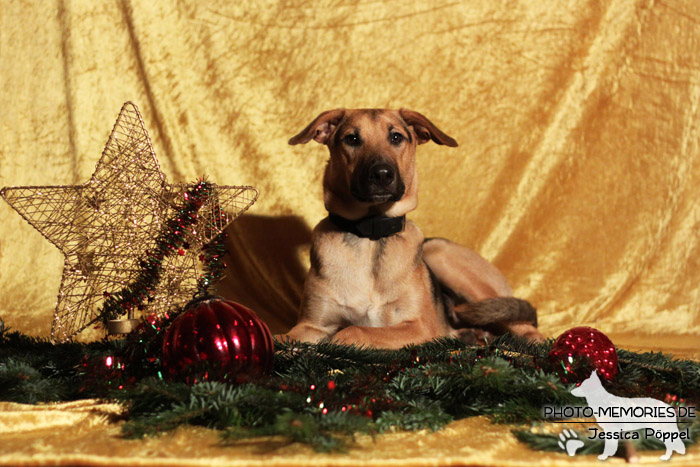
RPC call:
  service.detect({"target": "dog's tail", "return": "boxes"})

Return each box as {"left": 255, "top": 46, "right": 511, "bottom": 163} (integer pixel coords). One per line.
{"left": 448, "top": 296, "right": 538, "bottom": 328}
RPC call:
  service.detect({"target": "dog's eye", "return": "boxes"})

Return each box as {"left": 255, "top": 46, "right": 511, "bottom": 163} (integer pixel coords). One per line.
{"left": 390, "top": 132, "right": 405, "bottom": 145}
{"left": 343, "top": 134, "right": 361, "bottom": 147}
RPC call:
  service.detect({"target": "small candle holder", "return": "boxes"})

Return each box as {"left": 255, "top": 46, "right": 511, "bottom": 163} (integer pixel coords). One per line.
{"left": 106, "top": 310, "right": 139, "bottom": 335}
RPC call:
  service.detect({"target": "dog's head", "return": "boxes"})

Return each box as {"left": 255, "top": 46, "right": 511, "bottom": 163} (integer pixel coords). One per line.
{"left": 289, "top": 109, "right": 458, "bottom": 219}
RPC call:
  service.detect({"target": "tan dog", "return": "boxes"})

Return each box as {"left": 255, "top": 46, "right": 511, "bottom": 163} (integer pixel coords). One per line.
{"left": 285, "top": 109, "right": 541, "bottom": 348}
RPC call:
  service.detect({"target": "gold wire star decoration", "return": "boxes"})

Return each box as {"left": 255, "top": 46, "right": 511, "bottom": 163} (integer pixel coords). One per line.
{"left": 1, "top": 102, "right": 258, "bottom": 342}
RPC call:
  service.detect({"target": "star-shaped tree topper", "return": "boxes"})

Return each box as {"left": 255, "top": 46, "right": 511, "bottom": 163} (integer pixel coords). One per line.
{"left": 1, "top": 102, "right": 258, "bottom": 342}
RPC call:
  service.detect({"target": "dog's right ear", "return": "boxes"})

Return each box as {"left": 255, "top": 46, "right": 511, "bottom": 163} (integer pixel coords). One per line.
{"left": 288, "top": 109, "right": 346, "bottom": 145}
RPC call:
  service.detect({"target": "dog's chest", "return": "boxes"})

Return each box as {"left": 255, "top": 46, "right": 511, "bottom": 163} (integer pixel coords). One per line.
{"left": 313, "top": 222, "right": 425, "bottom": 326}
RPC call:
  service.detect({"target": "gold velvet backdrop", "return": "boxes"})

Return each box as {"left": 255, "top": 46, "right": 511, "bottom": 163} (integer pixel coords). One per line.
{"left": 1, "top": 0, "right": 699, "bottom": 465}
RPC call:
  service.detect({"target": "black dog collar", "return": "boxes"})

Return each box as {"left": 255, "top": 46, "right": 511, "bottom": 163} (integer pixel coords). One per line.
{"left": 328, "top": 213, "right": 405, "bottom": 240}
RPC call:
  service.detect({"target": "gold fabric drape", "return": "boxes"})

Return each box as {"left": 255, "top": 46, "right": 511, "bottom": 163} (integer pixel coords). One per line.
{"left": 1, "top": 0, "right": 698, "bottom": 465}
{"left": 4, "top": 400, "right": 700, "bottom": 467}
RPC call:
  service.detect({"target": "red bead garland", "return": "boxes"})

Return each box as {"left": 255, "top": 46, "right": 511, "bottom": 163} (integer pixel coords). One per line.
{"left": 548, "top": 326, "right": 618, "bottom": 383}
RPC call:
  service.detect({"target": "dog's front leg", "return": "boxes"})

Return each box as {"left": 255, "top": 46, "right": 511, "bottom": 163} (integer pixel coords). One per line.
{"left": 333, "top": 319, "right": 438, "bottom": 349}
{"left": 283, "top": 290, "right": 344, "bottom": 343}
{"left": 285, "top": 321, "right": 336, "bottom": 343}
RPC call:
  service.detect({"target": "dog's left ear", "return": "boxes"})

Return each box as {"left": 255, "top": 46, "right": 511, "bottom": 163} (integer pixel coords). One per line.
{"left": 399, "top": 109, "right": 458, "bottom": 147}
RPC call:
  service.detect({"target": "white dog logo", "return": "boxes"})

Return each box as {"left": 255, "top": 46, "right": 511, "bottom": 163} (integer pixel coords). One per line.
{"left": 571, "top": 370, "right": 686, "bottom": 461}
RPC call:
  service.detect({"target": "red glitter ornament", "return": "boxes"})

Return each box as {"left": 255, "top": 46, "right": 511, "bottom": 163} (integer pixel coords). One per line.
{"left": 162, "top": 296, "right": 274, "bottom": 382}
{"left": 548, "top": 326, "right": 618, "bottom": 384}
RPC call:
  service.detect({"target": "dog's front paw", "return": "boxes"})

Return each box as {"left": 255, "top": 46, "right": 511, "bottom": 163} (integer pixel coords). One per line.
{"left": 332, "top": 326, "right": 366, "bottom": 346}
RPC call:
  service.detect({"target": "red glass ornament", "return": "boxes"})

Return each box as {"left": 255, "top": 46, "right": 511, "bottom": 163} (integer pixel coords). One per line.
{"left": 548, "top": 326, "right": 618, "bottom": 384}
{"left": 80, "top": 354, "right": 126, "bottom": 395}
{"left": 162, "top": 296, "right": 274, "bottom": 381}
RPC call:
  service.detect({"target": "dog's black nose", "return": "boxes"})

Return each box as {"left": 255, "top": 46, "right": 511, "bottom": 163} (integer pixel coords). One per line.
{"left": 369, "top": 163, "right": 395, "bottom": 187}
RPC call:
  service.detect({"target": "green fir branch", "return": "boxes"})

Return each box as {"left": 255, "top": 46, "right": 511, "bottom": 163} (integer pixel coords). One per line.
{"left": 2, "top": 322, "right": 700, "bottom": 453}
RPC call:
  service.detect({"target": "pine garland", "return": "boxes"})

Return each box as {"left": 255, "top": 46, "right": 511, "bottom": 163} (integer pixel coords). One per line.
{"left": 1, "top": 322, "right": 698, "bottom": 457}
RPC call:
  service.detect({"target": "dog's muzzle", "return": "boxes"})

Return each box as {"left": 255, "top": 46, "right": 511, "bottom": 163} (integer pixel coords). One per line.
{"left": 350, "top": 159, "right": 405, "bottom": 203}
